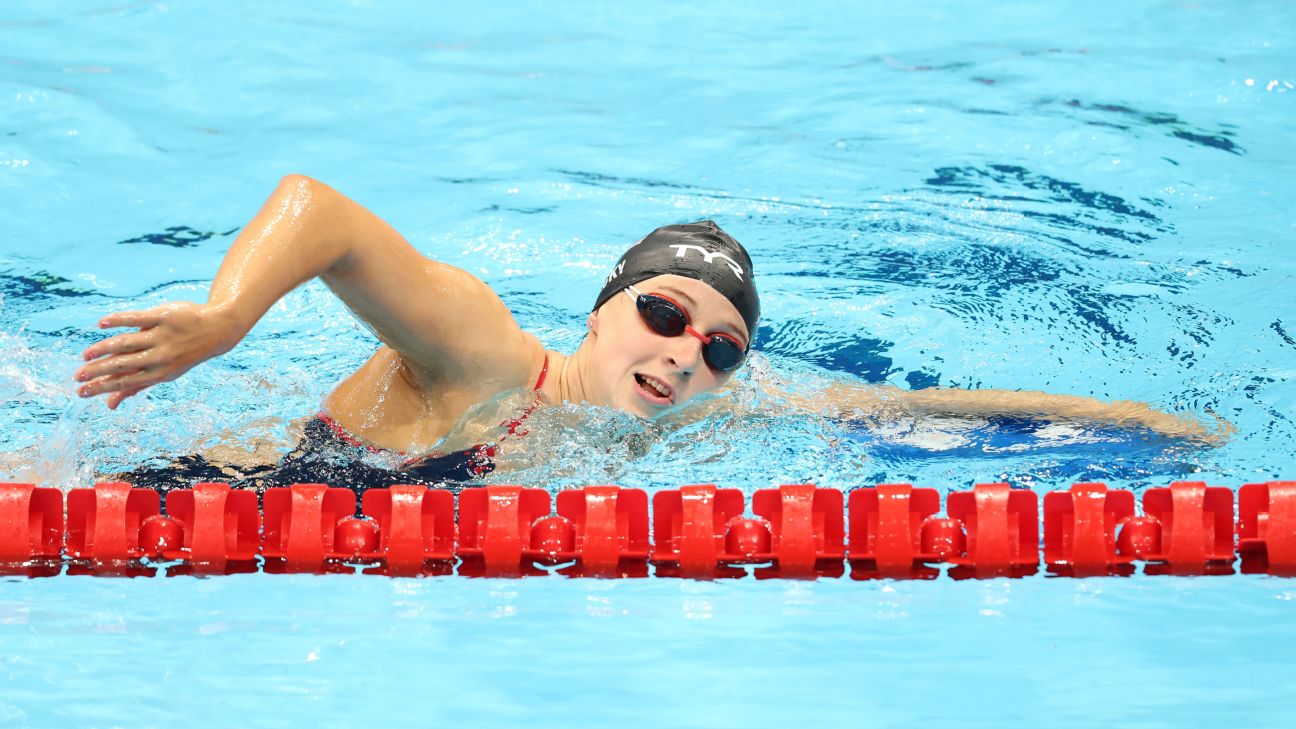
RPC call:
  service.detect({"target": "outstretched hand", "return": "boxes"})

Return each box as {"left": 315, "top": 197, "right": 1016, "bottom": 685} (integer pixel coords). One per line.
{"left": 75, "top": 302, "right": 242, "bottom": 409}
{"left": 1106, "top": 400, "right": 1236, "bottom": 445}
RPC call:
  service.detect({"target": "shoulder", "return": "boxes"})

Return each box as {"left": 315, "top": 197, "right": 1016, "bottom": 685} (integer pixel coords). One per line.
{"left": 403, "top": 329, "right": 549, "bottom": 398}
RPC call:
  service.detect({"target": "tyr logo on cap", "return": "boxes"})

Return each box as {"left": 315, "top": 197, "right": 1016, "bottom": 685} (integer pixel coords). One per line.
{"left": 590, "top": 220, "right": 760, "bottom": 338}
{"left": 668, "top": 244, "right": 745, "bottom": 281}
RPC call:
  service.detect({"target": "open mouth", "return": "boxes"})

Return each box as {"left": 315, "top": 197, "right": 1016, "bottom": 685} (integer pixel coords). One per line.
{"left": 633, "top": 373, "right": 674, "bottom": 405}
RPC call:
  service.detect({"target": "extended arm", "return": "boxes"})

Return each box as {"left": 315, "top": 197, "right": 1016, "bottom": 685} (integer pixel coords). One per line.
{"left": 778, "top": 381, "right": 1229, "bottom": 443}
{"left": 76, "top": 175, "right": 538, "bottom": 408}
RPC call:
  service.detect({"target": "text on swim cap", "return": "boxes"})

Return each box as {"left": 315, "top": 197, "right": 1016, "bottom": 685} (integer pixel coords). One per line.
{"left": 603, "top": 259, "right": 626, "bottom": 287}
{"left": 668, "top": 244, "right": 745, "bottom": 281}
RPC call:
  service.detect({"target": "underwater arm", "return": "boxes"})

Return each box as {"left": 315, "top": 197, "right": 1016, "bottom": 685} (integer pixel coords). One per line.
{"left": 897, "top": 387, "right": 1225, "bottom": 440}
{"left": 76, "top": 175, "right": 537, "bottom": 408}
{"left": 785, "top": 382, "right": 1229, "bottom": 443}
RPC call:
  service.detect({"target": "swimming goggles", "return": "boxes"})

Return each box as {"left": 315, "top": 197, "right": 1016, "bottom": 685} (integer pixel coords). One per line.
{"left": 624, "top": 285, "right": 747, "bottom": 373}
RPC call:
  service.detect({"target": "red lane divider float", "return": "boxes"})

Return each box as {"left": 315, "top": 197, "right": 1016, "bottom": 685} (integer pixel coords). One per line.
{"left": 262, "top": 483, "right": 355, "bottom": 573}
{"left": 457, "top": 485, "right": 550, "bottom": 576}
{"left": 553, "top": 485, "right": 650, "bottom": 578}
{"left": 2, "top": 480, "right": 1295, "bottom": 579}
{"left": 360, "top": 485, "right": 455, "bottom": 576}
{"left": 750, "top": 484, "right": 845, "bottom": 578}
{"left": 60, "top": 482, "right": 161, "bottom": 577}
{"left": 1044, "top": 482, "right": 1137, "bottom": 577}
{"left": 651, "top": 484, "right": 745, "bottom": 578}
{"left": 157, "top": 483, "right": 260, "bottom": 575}
{"left": 1137, "top": 481, "right": 1236, "bottom": 575}
{"left": 946, "top": 482, "right": 1039, "bottom": 579}
{"left": 0, "top": 482, "right": 62, "bottom": 577}
{"left": 66, "top": 482, "right": 158, "bottom": 559}
{"left": 848, "top": 483, "right": 947, "bottom": 580}
{"left": 1239, "top": 481, "right": 1296, "bottom": 575}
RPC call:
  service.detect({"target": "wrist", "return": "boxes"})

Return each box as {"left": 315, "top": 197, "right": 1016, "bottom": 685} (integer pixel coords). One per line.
{"left": 206, "top": 301, "right": 252, "bottom": 355}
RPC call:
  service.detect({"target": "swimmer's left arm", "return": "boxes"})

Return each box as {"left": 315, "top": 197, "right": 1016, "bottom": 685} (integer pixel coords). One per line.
{"left": 775, "top": 382, "right": 1231, "bottom": 444}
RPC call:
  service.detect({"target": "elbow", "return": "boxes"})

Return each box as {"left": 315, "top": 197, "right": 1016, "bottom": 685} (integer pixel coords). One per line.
{"left": 272, "top": 175, "right": 356, "bottom": 273}
{"left": 277, "top": 173, "right": 326, "bottom": 197}
{"left": 272, "top": 174, "right": 339, "bottom": 225}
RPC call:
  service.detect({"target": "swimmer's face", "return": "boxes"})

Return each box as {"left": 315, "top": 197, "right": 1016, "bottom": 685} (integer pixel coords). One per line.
{"left": 585, "top": 274, "right": 750, "bottom": 418}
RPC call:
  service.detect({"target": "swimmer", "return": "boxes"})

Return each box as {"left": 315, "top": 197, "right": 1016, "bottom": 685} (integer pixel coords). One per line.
{"left": 74, "top": 176, "right": 1225, "bottom": 491}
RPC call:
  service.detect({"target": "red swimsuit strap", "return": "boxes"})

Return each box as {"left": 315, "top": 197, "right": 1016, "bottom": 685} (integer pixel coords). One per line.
{"left": 532, "top": 354, "right": 549, "bottom": 391}
{"left": 503, "top": 354, "right": 549, "bottom": 438}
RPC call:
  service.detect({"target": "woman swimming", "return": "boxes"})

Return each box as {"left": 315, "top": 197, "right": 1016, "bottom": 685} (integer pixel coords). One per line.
{"left": 73, "top": 176, "right": 1223, "bottom": 491}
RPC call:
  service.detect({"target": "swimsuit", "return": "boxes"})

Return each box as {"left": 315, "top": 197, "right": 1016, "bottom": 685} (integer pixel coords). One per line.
{"left": 121, "top": 356, "right": 549, "bottom": 498}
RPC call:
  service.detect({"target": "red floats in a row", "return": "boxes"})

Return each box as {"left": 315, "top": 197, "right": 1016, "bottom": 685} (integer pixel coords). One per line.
{"left": 1, "top": 480, "right": 1293, "bottom": 578}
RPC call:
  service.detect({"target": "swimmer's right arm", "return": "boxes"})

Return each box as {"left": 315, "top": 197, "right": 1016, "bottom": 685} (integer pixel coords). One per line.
{"left": 77, "top": 175, "right": 540, "bottom": 408}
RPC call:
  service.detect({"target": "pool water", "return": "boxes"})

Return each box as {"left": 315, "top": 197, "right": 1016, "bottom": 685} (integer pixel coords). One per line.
{"left": 2, "top": 1, "right": 1295, "bottom": 726}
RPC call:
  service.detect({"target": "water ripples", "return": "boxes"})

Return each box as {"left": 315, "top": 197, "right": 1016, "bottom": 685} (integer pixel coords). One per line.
{"left": 1, "top": 2, "right": 1291, "bottom": 493}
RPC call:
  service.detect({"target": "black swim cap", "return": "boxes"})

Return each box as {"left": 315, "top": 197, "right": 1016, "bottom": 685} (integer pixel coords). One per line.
{"left": 591, "top": 220, "right": 760, "bottom": 341}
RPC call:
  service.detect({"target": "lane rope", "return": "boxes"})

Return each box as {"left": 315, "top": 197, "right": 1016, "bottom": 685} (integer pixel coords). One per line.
{"left": 1, "top": 480, "right": 1291, "bottom": 578}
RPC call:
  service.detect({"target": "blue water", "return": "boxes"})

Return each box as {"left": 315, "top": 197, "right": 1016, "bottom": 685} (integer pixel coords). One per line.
{"left": 2, "top": 1, "right": 1295, "bottom": 726}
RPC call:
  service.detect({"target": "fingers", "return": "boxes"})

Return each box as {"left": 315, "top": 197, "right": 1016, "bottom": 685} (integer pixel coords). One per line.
{"left": 107, "top": 386, "right": 146, "bottom": 410}
{"left": 1208, "top": 411, "right": 1238, "bottom": 438}
{"left": 81, "top": 330, "right": 152, "bottom": 362}
{"left": 98, "top": 309, "right": 164, "bottom": 330}
{"left": 81, "top": 304, "right": 193, "bottom": 408}
{"left": 77, "top": 364, "right": 162, "bottom": 399}
{"left": 76, "top": 349, "right": 156, "bottom": 384}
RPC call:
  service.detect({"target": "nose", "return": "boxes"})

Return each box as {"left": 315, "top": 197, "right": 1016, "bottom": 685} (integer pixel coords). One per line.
{"left": 664, "top": 332, "right": 705, "bottom": 374}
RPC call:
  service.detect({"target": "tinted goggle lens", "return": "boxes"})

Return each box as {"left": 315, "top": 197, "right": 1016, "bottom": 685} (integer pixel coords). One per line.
{"left": 702, "top": 335, "right": 744, "bottom": 372}
{"left": 637, "top": 296, "right": 687, "bottom": 335}
{"left": 635, "top": 294, "right": 746, "bottom": 373}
